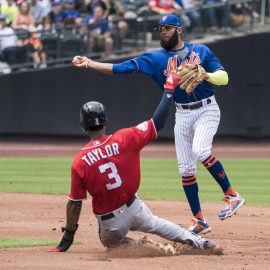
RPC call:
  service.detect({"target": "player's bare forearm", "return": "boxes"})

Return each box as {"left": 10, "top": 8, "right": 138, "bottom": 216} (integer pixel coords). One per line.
{"left": 51, "top": 200, "right": 82, "bottom": 252}
{"left": 72, "top": 56, "right": 113, "bottom": 74}
{"left": 66, "top": 199, "right": 82, "bottom": 232}
{"left": 88, "top": 60, "right": 113, "bottom": 74}
{"left": 206, "top": 70, "right": 228, "bottom": 85}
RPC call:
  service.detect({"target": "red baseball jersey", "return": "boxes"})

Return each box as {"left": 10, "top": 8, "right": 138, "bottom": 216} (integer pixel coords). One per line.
{"left": 69, "top": 119, "right": 157, "bottom": 214}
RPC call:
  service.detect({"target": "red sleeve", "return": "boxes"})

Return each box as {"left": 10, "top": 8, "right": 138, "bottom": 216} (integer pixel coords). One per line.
{"left": 118, "top": 119, "right": 157, "bottom": 151}
{"left": 68, "top": 166, "right": 87, "bottom": 201}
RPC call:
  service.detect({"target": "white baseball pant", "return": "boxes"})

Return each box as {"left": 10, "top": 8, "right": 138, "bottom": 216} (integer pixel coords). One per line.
{"left": 174, "top": 95, "right": 221, "bottom": 176}
{"left": 96, "top": 196, "right": 207, "bottom": 249}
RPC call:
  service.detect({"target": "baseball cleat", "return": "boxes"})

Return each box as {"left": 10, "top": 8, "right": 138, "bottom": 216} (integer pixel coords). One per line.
{"left": 188, "top": 217, "right": 211, "bottom": 235}
{"left": 219, "top": 192, "right": 245, "bottom": 220}
{"left": 202, "top": 240, "right": 217, "bottom": 250}
{"left": 192, "top": 235, "right": 219, "bottom": 251}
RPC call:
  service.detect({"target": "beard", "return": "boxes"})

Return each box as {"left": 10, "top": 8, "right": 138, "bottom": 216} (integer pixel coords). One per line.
{"left": 160, "top": 28, "right": 179, "bottom": 50}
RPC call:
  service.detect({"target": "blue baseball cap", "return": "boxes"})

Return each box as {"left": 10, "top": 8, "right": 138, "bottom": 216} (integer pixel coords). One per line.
{"left": 153, "top": 15, "right": 183, "bottom": 31}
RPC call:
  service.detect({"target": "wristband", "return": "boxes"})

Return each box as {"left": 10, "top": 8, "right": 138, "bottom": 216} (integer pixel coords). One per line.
{"left": 164, "top": 90, "right": 173, "bottom": 97}
{"left": 86, "top": 59, "right": 91, "bottom": 68}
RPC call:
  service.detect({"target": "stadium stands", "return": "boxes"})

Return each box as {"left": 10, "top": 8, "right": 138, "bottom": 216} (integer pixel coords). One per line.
{"left": 0, "top": 0, "right": 267, "bottom": 73}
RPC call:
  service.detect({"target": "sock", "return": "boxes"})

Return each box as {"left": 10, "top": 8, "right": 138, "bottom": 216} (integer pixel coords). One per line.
{"left": 182, "top": 176, "right": 202, "bottom": 218}
{"left": 225, "top": 187, "right": 237, "bottom": 197}
{"left": 194, "top": 211, "right": 204, "bottom": 221}
{"left": 202, "top": 155, "right": 236, "bottom": 196}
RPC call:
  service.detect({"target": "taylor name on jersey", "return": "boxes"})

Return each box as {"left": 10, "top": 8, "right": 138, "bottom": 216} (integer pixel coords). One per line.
{"left": 81, "top": 143, "right": 120, "bottom": 166}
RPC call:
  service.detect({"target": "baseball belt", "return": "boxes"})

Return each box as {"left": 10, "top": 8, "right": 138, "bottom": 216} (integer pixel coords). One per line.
{"left": 100, "top": 196, "right": 137, "bottom": 221}
{"left": 176, "top": 98, "right": 211, "bottom": 110}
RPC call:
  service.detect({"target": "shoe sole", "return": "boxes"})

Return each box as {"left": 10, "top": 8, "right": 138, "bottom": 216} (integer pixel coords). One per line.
{"left": 219, "top": 198, "right": 245, "bottom": 220}
{"left": 191, "top": 227, "right": 212, "bottom": 236}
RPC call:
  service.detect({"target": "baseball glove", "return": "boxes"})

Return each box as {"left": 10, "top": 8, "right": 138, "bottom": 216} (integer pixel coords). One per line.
{"left": 175, "top": 64, "right": 207, "bottom": 94}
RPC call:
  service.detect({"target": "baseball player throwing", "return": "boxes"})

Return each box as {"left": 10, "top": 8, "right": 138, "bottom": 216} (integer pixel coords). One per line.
{"left": 72, "top": 15, "right": 245, "bottom": 235}
{"left": 52, "top": 72, "right": 218, "bottom": 252}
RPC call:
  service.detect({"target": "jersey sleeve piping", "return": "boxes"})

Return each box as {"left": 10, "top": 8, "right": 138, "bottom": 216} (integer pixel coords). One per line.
{"left": 81, "top": 135, "right": 113, "bottom": 150}
{"left": 131, "top": 59, "right": 140, "bottom": 72}
{"left": 68, "top": 197, "right": 87, "bottom": 201}
{"left": 151, "top": 118, "right": 158, "bottom": 139}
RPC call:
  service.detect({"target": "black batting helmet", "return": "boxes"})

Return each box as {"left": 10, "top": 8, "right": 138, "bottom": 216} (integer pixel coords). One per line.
{"left": 80, "top": 101, "right": 108, "bottom": 132}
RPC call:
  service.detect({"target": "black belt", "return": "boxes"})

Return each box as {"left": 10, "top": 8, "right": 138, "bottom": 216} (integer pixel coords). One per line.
{"left": 100, "top": 196, "right": 137, "bottom": 221}
{"left": 178, "top": 98, "right": 211, "bottom": 110}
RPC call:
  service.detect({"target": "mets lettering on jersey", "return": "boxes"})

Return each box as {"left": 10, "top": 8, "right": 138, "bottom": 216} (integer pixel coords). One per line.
{"left": 113, "top": 43, "right": 225, "bottom": 103}
{"left": 69, "top": 119, "right": 157, "bottom": 214}
{"left": 166, "top": 51, "right": 200, "bottom": 75}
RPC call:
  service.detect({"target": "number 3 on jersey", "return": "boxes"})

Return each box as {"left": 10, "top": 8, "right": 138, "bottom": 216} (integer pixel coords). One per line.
{"left": 98, "top": 162, "right": 123, "bottom": 190}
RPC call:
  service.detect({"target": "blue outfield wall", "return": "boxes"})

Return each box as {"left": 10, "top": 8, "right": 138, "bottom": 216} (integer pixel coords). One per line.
{"left": 0, "top": 32, "right": 269, "bottom": 139}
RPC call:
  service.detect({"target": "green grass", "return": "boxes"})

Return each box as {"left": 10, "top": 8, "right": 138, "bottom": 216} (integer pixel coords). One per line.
{"left": 0, "top": 158, "right": 71, "bottom": 194}
{"left": 0, "top": 157, "right": 269, "bottom": 205}
{"left": 0, "top": 237, "right": 80, "bottom": 249}
{"left": 140, "top": 158, "right": 270, "bottom": 205}
{"left": 0, "top": 238, "right": 59, "bottom": 248}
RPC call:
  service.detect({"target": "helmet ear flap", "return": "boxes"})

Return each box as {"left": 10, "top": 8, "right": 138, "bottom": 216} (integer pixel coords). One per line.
{"left": 80, "top": 101, "right": 108, "bottom": 133}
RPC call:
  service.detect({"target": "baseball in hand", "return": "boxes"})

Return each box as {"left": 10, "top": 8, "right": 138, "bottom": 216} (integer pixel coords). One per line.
{"left": 72, "top": 56, "right": 80, "bottom": 63}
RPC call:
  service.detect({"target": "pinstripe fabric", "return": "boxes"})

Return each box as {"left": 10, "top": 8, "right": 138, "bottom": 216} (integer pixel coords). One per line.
{"left": 174, "top": 96, "right": 220, "bottom": 176}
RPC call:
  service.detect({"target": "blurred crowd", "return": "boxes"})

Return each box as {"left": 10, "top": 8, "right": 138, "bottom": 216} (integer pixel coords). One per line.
{"left": 148, "top": 0, "right": 262, "bottom": 33}
{"left": 0, "top": 0, "right": 266, "bottom": 71}
{"left": 0, "top": 0, "right": 131, "bottom": 69}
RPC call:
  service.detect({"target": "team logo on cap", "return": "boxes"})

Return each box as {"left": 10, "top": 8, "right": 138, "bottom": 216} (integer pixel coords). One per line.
{"left": 162, "top": 16, "right": 167, "bottom": 22}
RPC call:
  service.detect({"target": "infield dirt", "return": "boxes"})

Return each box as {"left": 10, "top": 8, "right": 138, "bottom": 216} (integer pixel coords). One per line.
{"left": 0, "top": 193, "right": 269, "bottom": 270}
{"left": 1, "top": 140, "right": 270, "bottom": 270}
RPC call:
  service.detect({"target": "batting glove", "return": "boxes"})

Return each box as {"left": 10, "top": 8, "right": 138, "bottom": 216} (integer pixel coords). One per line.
{"left": 163, "top": 71, "right": 180, "bottom": 92}
{"left": 52, "top": 224, "right": 78, "bottom": 252}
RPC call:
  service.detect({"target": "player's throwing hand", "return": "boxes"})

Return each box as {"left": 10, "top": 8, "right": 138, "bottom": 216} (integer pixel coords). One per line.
{"left": 72, "top": 56, "right": 90, "bottom": 68}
